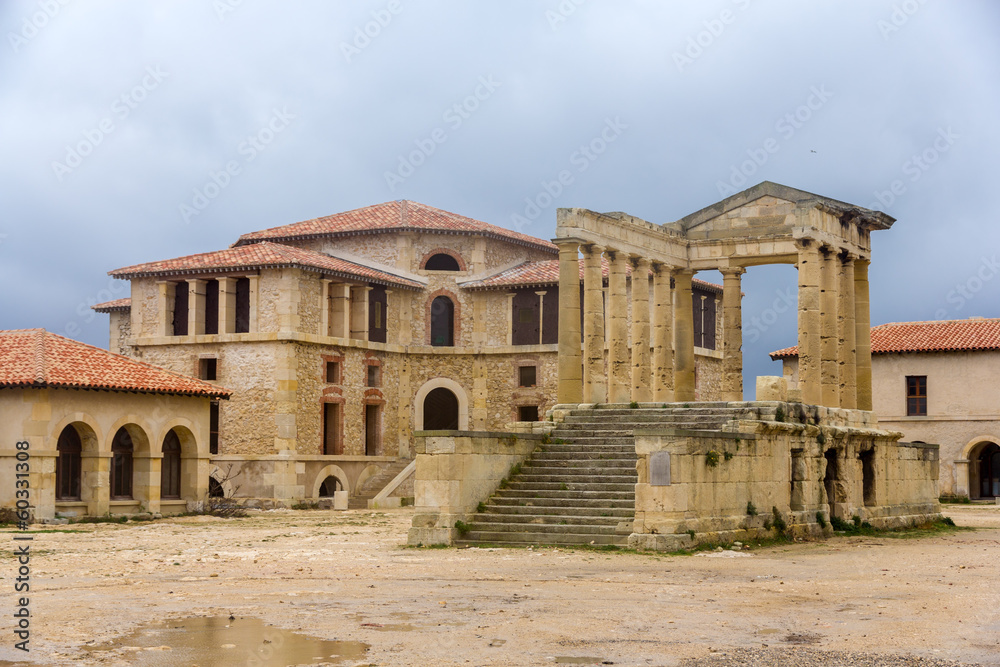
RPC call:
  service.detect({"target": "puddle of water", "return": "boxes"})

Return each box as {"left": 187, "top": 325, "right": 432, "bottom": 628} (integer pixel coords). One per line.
{"left": 82, "top": 616, "right": 369, "bottom": 666}
{"left": 554, "top": 658, "right": 607, "bottom": 665}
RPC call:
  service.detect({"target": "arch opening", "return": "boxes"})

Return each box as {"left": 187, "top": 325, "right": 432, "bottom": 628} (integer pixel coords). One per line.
{"left": 319, "top": 476, "right": 343, "bottom": 497}
{"left": 976, "top": 442, "right": 1000, "bottom": 498}
{"left": 56, "top": 425, "right": 82, "bottom": 501}
{"left": 110, "top": 427, "right": 134, "bottom": 500}
{"left": 161, "top": 430, "right": 182, "bottom": 500}
{"left": 430, "top": 296, "right": 454, "bottom": 346}
{"left": 424, "top": 253, "right": 461, "bottom": 271}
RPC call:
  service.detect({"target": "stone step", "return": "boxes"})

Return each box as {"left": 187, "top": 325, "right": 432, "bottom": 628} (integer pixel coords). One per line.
{"left": 454, "top": 531, "right": 623, "bottom": 546}
{"left": 516, "top": 470, "right": 637, "bottom": 481}
{"left": 504, "top": 479, "right": 635, "bottom": 491}
{"left": 469, "top": 513, "right": 622, "bottom": 527}
{"left": 542, "top": 439, "right": 635, "bottom": 448}
{"left": 523, "top": 461, "right": 636, "bottom": 471}
{"left": 480, "top": 505, "right": 634, "bottom": 518}
{"left": 490, "top": 494, "right": 634, "bottom": 507}
{"left": 461, "top": 521, "right": 619, "bottom": 535}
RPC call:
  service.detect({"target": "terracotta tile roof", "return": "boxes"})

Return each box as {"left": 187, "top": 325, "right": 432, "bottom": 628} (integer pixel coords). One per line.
{"left": 92, "top": 298, "right": 131, "bottom": 312}
{"left": 769, "top": 318, "right": 1000, "bottom": 359}
{"left": 0, "top": 329, "right": 230, "bottom": 398}
{"left": 234, "top": 200, "right": 559, "bottom": 254}
{"left": 108, "top": 242, "right": 423, "bottom": 290}
{"left": 461, "top": 259, "right": 723, "bottom": 293}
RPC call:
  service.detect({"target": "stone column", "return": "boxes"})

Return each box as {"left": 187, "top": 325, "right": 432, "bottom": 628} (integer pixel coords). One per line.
{"left": 582, "top": 244, "right": 606, "bottom": 404}
{"left": 219, "top": 277, "right": 236, "bottom": 334}
{"left": 838, "top": 253, "right": 857, "bottom": 409}
{"left": 187, "top": 279, "right": 206, "bottom": 336}
{"left": 721, "top": 267, "right": 746, "bottom": 402}
{"left": 854, "top": 258, "right": 873, "bottom": 411}
{"left": 606, "top": 250, "right": 630, "bottom": 404}
{"left": 505, "top": 292, "right": 516, "bottom": 346}
{"left": 319, "top": 279, "right": 332, "bottom": 337}
{"left": 652, "top": 264, "right": 674, "bottom": 402}
{"left": 820, "top": 247, "right": 840, "bottom": 408}
{"left": 797, "top": 242, "right": 822, "bottom": 405}
{"left": 329, "top": 283, "right": 351, "bottom": 338}
{"left": 157, "top": 281, "right": 173, "bottom": 337}
{"left": 535, "top": 291, "right": 547, "bottom": 345}
{"left": 630, "top": 256, "right": 652, "bottom": 403}
{"left": 556, "top": 240, "right": 583, "bottom": 404}
{"left": 350, "top": 286, "right": 371, "bottom": 340}
{"left": 673, "top": 270, "right": 696, "bottom": 402}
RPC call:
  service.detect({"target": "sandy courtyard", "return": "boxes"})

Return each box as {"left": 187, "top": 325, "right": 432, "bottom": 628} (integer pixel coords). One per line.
{"left": 1, "top": 505, "right": 998, "bottom": 666}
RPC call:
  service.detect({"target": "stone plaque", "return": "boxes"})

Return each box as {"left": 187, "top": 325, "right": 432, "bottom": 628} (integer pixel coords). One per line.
{"left": 650, "top": 452, "right": 671, "bottom": 486}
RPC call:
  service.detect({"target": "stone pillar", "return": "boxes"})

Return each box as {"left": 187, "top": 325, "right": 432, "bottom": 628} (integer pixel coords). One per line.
{"left": 187, "top": 279, "right": 206, "bottom": 336}
{"left": 472, "top": 356, "right": 488, "bottom": 429}
{"left": 219, "top": 277, "right": 236, "bottom": 334}
{"left": 820, "top": 247, "right": 840, "bottom": 408}
{"left": 556, "top": 240, "right": 583, "bottom": 404}
{"left": 329, "top": 283, "right": 351, "bottom": 338}
{"left": 319, "top": 279, "right": 332, "bottom": 337}
{"left": 471, "top": 291, "right": 487, "bottom": 346}
{"left": 720, "top": 267, "right": 746, "bottom": 402}
{"left": 157, "top": 281, "right": 173, "bottom": 337}
{"left": 505, "top": 292, "right": 516, "bottom": 346}
{"left": 954, "top": 459, "right": 970, "bottom": 498}
{"left": 673, "top": 270, "right": 696, "bottom": 402}
{"left": 535, "top": 291, "right": 547, "bottom": 345}
{"left": 274, "top": 342, "right": 298, "bottom": 453}
{"left": 606, "top": 250, "right": 630, "bottom": 404}
{"left": 652, "top": 264, "right": 674, "bottom": 402}
{"left": 582, "top": 244, "right": 606, "bottom": 404}
{"left": 797, "top": 242, "right": 822, "bottom": 405}
{"left": 247, "top": 276, "right": 259, "bottom": 333}
{"left": 350, "top": 285, "right": 371, "bottom": 340}
{"left": 838, "top": 253, "right": 857, "bottom": 409}
{"left": 630, "top": 257, "right": 652, "bottom": 403}
{"left": 854, "top": 258, "right": 873, "bottom": 411}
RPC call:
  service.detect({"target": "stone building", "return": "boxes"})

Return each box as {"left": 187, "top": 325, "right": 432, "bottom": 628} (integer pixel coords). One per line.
{"left": 96, "top": 200, "right": 726, "bottom": 505}
{"left": 772, "top": 317, "right": 1000, "bottom": 500}
{"left": 0, "top": 329, "right": 229, "bottom": 520}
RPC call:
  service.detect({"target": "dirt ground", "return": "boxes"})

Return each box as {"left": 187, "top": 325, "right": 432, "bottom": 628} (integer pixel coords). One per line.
{"left": 1, "top": 504, "right": 998, "bottom": 667}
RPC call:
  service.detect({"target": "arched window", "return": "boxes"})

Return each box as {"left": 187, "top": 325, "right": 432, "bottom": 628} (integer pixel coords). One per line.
{"left": 423, "top": 387, "right": 459, "bottom": 430}
{"left": 424, "top": 253, "right": 461, "bottom": 271}
{"left": 209, "top": 477, "right": 225, "bottom": 498}
{"left": 430, "top": 296, "right": 454, "bottom": 346}
{"left": 319, "top": 476, "right": 343, "bottom": 497}
{"left": 56, "top": 426, "right": 82, "bottom": 501}
{"left": 110, "top": 427, "right": 134, "bottom": 499}
{"left": 161, "top": 430, "right": 182, "bottom": 500}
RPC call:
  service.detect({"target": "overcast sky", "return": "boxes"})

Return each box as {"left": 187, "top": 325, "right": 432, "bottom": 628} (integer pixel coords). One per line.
{"left": 2, "top": 0, "right": 998, "bottom": 397}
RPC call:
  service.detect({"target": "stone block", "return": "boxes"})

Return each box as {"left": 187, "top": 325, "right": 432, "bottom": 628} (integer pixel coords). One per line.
{"left": 756, "top": 376, "right": 788, "bottom": 402}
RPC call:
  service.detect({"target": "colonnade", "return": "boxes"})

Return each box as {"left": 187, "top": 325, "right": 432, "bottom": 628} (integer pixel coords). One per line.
{"left": 556, "top": 238, "right": 873, "bottom": 411}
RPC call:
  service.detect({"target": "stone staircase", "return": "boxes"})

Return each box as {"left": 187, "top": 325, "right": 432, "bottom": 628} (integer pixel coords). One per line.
{"left": 348, "top": 458, "right": 413, "bottom": 510}
{"left": 454, "top": 403, "right": 776, "bottom": 547}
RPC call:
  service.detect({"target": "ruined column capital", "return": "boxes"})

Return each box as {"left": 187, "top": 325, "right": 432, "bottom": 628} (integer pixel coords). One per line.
{"left": 630, "top": 255, "right": 651, "bottom": 269}
{"left": 719, "top": 266, "right": 747, "bottom": 277}
{"left": 582, "top": 243, "right": 604, "bottom": 255}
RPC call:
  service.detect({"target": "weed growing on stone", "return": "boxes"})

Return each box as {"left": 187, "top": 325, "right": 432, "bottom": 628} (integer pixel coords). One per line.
{"left": 705, "top": 450, "right": 720, "bottom": 467}
{"left": 746, "top": 501, "right": 758, "bottom": 516}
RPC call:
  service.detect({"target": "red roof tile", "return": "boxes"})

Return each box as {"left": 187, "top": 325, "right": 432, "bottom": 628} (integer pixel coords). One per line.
{"left": 770, "top": 318, "right": 1000, "bottom": 359}
{"left": 462, "top": 259, "right": 723, "bottom": 293}
{"left": 234, "top": 200, "right": 558, "bottom": 254}
{"left": 92, "top": 298, "right": 131, "bottom": 312}
{"left": 0, "top": 329, "right": 230, "bottom": 398}
{"left": 109, "top": 242, "right": 423, "bottom": 290}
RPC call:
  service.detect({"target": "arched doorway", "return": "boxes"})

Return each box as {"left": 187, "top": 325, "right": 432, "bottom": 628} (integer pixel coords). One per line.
{"left": 319, "top": 476, "right": 343, "bottom": 497}
{"left": 161, "top": 430, "right": 182, "bottom": 500}
{"left": 430, "top": 296, "right": 454, "bottom": 346}
{"left": 977, "top": 443, "right": 1000, "bottom": 498}
{"left": 56, "top": 425, "right": 82, "bottom": 500}
{"left": 110, "top": 427, "right": 134, "bottom": 499}
{"left": 423, "top": 387, "right": 459, "bottom": 430}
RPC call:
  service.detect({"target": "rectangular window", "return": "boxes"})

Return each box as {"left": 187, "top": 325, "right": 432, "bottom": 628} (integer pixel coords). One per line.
{"left": 518, "top": 405, "right": 539, "bottom": 422}
{"left": 173, "top": 282, "right": 189, "bottom": 336}
{"left": 518, "top": 365, "right": 536, "bottom": 387}
{"left": 235, "top": 277, "right": 250, "bottom": 333}
{"left": 209, "top": 401, "right": 220, "bottom": 455}
{"left": 906, "top": 376, "right": 927, "bottom": 416}
{"left": 326, "top": 361, "right": 341, "bottom": 384}
{"left": 365, "top": 404, "right": 381, "bottom": 456}
{"left": 199, "top": 358, "right": 218, "bottom": 381}
{"left": 204, "top": 279, "right": 219, "bottom": 335}
{"left": 367, "top": 364, "right": 381, "bottom": 387}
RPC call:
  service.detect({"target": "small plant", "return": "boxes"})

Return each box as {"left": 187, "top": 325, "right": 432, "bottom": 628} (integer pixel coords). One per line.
{"left": 763, "top": 517, "right": 772, "bottom": 530}
{"left": 560, "top": 482, "right": 569, "bottom": 491}
{"left": 509, "top": 462, "right": 522, "bottom": 477}
{"left": 476, "top": 502, "right": 487, "bottom": 513}
{"left": 629, "top": 401, "right": 639, "bottom": 409}
{"left": 683, "top": 403, "right": 691, "bottom": 409}
{"left": 816, "top": 430, "right": 827, "bottom": 446}
{"left": 852, "top": 514, "right": 862, "bottom": 529}
{"left": 687, "top": 529, "right": 696, "bottom": 540}
{"left": 829, "top": 516, "right": 852, "bottom": 531}
{"left": 775, "top": 407, "right": 785, "bottom": 422}
{"left": 770, "top": 506, "right": 787, "bottom": 533}
{"left": 705, "top": 450, "right": 720, "bottom": 467}
{"left": 723, "top": 450, "right": 734, "bottom": 461}
{"left": 662, "top": 404, "right": 668, "bottom": 409}
{"left": 815, "top": 511, "right": 827, "bottom": 529}
{"left": 939, "top": 493, "right": 971, "bottom": 504}
{"left": 454, "top": 520, "right": 471, "bottom": 536}
{"left": 541, "top": 434, "right": 552, "bottom": 445}
{"left": 746, "top": 501, "right": 758, "bottom": 517}
{"left": 942, "top": 516, "right": 956, "bottom": 526}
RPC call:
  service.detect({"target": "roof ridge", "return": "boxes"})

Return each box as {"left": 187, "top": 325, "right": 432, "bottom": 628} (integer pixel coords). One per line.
{"left": 33, "top": 329, "right": 46, "bottom": 384}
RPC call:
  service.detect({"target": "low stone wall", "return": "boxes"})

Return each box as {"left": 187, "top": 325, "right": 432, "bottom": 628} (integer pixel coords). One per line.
{"left": 630, "top": 410, "right": 941, "bottom": 551}
{"left": 408, "top": 430, "right": 543, "bottom": 546}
